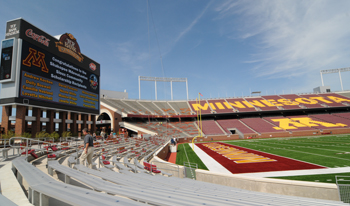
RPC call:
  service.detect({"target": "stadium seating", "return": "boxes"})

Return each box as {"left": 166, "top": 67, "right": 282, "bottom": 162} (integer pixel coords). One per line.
{"left": 168, "top": 101, "right": 193, "bottom": 115}
{"left": 207, "top": 99, "right": 235, "bottom": 113}
{"left": 225, "top": 98, "right": 256, "bottom": 112}
{"left": 188, "top": 100, "right": 213, "bottom": 114}
{"left": 298, "top": 94, "right": 328, "bottom": 108}
{"left": 196, "top": 120, "right": 225, "bottom": 135}
{"left": 153, "top": 101, "right": 178, "bottom": 115}
{"left": 13, "top": 157, "right": 141, "bottom": 206}
{"left": 124, "top": 100, "right": 154, "bottom": 115}
{"left": 309, "top": 114, "right": 350, "bottom": 127}
{"left": 240, "top": 118, "right": 286, "bottom": 133}
{"left": 318, "top": 93, "right": 349, "bottom": 107}
{"left": 138, "top": 100, "right": 164, "bottom": 115}
{"left": 101, "top": 98, "right": 140, "bottom": 114}
{"left": 332, "top": 112, "right": 350, "bottom": 121}
{"left": 0, "top": 194, "right": 16, "bottom": 206}
{"left": 283, "top": 115, "right": 323, "bottom": 131}
{"left": 171, "top": 121, "right": 199, "bottom": 136}
{"left": 216, "top": 119, "right": 256, "bottom": 134}
{"left": 244, "top": 97, "right": 280, "bottom": 111}
{"left": 262, "top": 95, "right": 301, "bottom": 110}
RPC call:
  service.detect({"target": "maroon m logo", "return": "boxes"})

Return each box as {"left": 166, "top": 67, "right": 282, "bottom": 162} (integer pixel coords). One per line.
{"left": 22, "top": 48, "right": 49, "bottom": 73}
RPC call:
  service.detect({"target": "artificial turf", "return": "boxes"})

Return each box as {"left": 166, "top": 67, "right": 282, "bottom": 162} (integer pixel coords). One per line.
{"left": 176, "top": 134, "right": 350, "bottom": 183}
{"left": 223, "top": 135, "right": 350, "bottom": 168}
{"left": 176, "top": 143, "right": 208, "bottom": 170}
{"left": 270, "top": 172, "right": 350, "bottom": 184}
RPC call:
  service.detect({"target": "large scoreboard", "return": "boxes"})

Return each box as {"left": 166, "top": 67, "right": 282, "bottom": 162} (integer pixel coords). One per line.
{"left": 0, "top": 18, "right": 100, "bottom": 114}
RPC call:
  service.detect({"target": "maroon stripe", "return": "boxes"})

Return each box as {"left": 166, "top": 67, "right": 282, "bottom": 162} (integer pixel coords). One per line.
{"left": 196, "top": 142, "right": 326, "bottom": 174}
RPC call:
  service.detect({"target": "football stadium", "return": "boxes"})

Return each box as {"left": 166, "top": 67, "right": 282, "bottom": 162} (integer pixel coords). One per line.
{"left": 2, "top": 13, "right": 350, "bottom": 206}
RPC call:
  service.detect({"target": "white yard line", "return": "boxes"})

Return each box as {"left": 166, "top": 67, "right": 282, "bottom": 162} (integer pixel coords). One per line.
{"left": 190, "top": 143, "right": 232, "bottom": 175}
{"left": 253, "top": 141, "right": 350, "bottom": 153}
{"left": 239, "top": 167, "right": 350, "bottom": 178}
{"left": 230, "top": 142, "right": 350, "bottom": 162}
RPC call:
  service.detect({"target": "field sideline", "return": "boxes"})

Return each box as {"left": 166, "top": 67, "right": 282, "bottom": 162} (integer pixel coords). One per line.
{"left": 176, "top": 134, "right": 350, "bottom": 183}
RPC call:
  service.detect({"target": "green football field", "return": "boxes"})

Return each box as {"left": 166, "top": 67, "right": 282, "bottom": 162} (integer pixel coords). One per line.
{"left": 176, "top": 134, "right": 350, "bottom": 183}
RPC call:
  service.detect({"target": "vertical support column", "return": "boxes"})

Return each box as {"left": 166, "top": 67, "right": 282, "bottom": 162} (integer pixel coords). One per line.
{"left": 71, "top": 112, "right": 78, "bottom": 136}
{"left": 91, "top": 115, "right": 96, "bottom": 134}
{"left": 171, "top": 81, "right": 173, "bottom": 100}
{"left": 40, "top": 193, "right": 49, "bottom": 206}
{"left": 113, "top": 112, "right": 121, "bottom": 133}
{"left": 59, "top": 111, "right": 67, "bottom": 136}
{"left": 320, "top": 72, "right": 324, "bottom": 87}
{"left": 1, "top": 105, "right": 12, "bottom": 134}
{"left": 186, "top": 79, "right": 189, "bottom": 100}
{"left": 46, "top": 110, "right": 55, "bottom": 134}
{"left": 339, "top": 70, "right": 344, "bottom": 91}
{"left": 82, "top": 114, "right": 87, "bottom": 131}
{"left": 15, "top": 106, "right": 26, "bottom": 136}
{"left": 138, "top": 76, "right": 141, "bottom": 100}
{"left": 78, "top": 114, "right": 81, "bottom": 136}
{"left": 155, "top": 80, "right": 157, "bottom": 100}
{"left": 31, "top": 107, "right": 41, "bottom": 137}
{"left": 88, "top": 114, "right": 91, "bottom": 132}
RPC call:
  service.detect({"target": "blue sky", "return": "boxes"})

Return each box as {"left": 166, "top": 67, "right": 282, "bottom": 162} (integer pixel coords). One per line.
{"left": 1, "top": 0, "right": 350, "bottom": 102}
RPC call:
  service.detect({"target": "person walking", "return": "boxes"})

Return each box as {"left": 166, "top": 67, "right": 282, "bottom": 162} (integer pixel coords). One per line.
{"left": 79, "top": 128, "right": 94, "bottom": 168}
{"left": 100, "top": 131, "right": 105, "bottom": 140}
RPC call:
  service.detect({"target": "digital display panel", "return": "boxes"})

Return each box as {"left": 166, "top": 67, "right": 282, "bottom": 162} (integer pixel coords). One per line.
{"left": 0, "top": 39, "right": 14, "bottom": 80}
{"left": 19, "top": 40, "right": 99, "bottom": 113}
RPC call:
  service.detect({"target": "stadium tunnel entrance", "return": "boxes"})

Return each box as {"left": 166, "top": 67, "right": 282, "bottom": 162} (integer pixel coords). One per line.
{"left": 96, "top": 112, "right": 112, "bottom": 135}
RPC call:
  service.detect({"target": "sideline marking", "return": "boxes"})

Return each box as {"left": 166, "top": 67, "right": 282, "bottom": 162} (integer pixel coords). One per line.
{"left": 190, "top": 143, "right": 232, "bottom": 174}
{"left": 230, "top": 141, "right": 350, "bottom": 162}
{"left": 254, "top": 141, "right": 350, "bottom": 153}
{"left": 183, "top": 144, "right": 190, "bottom": 163}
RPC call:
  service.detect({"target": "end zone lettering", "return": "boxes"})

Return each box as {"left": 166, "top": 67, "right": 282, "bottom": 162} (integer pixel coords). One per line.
{"left": 203, "top": 143, "right": 276, "bottom": 164}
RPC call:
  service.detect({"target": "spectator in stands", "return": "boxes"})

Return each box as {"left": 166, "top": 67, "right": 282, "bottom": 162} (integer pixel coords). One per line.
{"left": 79, "top": 128, "right": 94, "bottom": 168}
{"left": 100, "top": 131, "right": 105, "bottom": 140}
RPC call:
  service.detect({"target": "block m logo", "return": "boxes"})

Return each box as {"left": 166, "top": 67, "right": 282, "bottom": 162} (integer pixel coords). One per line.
{"left": 22, "top": 48, "right": 49, "bottom": 73}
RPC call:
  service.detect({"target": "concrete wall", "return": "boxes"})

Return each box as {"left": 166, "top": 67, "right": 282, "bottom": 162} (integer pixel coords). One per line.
{"left": 177, "top": 134, "right": 240, "bottom": 144}
{"left": 196, "top": 169, "right": 339, "bottom": 201}
{"left": 151, "top": 156, "right": 340, "bottom": 201}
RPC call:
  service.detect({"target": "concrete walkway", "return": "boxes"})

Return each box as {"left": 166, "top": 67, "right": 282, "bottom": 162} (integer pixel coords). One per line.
{"left": 0, "top": 149, "right": 33, "bottom": 206}
{"left": 0, "top": 140, "right": 84, "bottom": 205}
{"left": 192, "top": 143, "right": 350, "bottom": 178}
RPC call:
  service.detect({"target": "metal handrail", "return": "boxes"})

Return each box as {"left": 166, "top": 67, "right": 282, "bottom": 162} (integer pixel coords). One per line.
{"left": 9, "top": 137, "right": 47, "bottom": 160}
{"left": 0, "top": 139, "right": 10, "bottom": 148}
{"left": 9, "top": 137, "right": 82, "bottom": 160}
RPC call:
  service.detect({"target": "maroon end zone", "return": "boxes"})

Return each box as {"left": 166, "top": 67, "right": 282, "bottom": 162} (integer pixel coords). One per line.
{"left": 196, "top": 142, "right": 326, "bottom": 174}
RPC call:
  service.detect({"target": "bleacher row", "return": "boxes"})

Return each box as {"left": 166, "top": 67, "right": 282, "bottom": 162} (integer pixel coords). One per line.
{"left": 127, "top": 112, "right": 350, "bottom": 138}
{"left": 102, "top": 92, "right": 350, "bottom": 116}
{"left": 9, "top": 137, "right": 348, "bottom": 205}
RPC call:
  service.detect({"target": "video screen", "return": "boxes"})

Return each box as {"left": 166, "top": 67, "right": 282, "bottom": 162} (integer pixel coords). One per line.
{"left": 0, "top": 39, "right": 14, "bottom": 80}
